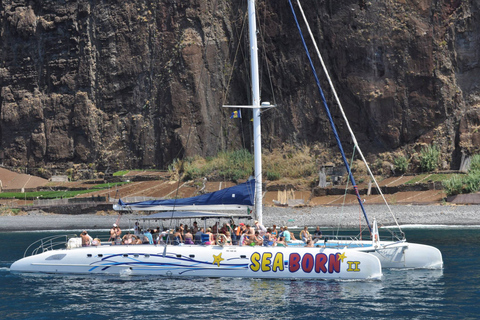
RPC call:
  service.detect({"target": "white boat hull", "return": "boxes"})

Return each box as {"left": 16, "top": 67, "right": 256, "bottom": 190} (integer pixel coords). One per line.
{"left": 10, "top": 244, "right": 382, "bottom": 280}
{"left": 324, "top": 240, "right": 443, "bottom": 269}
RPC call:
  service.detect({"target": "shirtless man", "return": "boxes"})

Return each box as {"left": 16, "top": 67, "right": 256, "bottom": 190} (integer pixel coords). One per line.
{"left": 110, "top": 224, "right": 122, "bottom": 240}
{"left": 80, "top": 230, "right": 91, "bottom": 247}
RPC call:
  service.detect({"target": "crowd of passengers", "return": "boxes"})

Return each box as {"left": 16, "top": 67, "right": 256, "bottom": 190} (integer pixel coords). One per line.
{"left": 80, "top": 221, "right": 323, "bottom": 247}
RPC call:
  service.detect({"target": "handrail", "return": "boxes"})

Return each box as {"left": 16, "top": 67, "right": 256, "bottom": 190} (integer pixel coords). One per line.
{"left": 23, "top": 235, "right": 76, "bottom": 258}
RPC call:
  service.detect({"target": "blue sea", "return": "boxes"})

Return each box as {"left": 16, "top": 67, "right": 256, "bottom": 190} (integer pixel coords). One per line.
{"left": 1, "top": 228, "right": 479, "bottom": 320}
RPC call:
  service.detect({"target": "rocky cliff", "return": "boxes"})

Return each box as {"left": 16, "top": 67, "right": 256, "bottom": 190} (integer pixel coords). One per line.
{"left": 0, "top": 0, "right": 479, "bottom": 175}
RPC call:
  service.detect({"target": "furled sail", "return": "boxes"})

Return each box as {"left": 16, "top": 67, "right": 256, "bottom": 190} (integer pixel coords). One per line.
{"left": 113, "top": 179, "right": 255, "bottom": 211}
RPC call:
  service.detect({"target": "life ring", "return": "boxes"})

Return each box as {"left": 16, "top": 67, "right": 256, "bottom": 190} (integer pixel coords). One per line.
{"left": 216, "top": 234, "right": 227, "bottom": 246}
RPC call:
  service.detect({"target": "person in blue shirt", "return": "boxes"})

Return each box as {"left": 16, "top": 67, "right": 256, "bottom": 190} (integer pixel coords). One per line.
{"left": 144, "top": 229, "right": 154, "bottom": 244}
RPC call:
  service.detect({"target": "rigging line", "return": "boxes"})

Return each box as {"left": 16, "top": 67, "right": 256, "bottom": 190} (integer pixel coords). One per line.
{"left": 223, "top": 9, "right": 249, "bottom": 150}
{"left": 295, "top": 0, "right": 402, "bottom": 233}
{"left": 335, "top": 145, "right": 358, "bottom": 237}
{"left": 288, "top": 0, "right": 372, "bottom": 233}
{"left": 222, "top": 10, "right": 248, "bottom": 106}
{"left": 256, "top": 2, "right": 277, "bottom": 107}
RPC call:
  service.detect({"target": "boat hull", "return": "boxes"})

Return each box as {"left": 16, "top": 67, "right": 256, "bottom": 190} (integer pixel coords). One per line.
{"left": 324, "top": 240, "right": 443, "bottom": 269}
{"left": 10, "top": 244, "right": 382, "bottom": 280}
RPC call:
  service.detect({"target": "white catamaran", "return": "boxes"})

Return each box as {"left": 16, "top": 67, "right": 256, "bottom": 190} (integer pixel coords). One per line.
{"left": 10, "top": 0, "right": 384, "bottom": 280}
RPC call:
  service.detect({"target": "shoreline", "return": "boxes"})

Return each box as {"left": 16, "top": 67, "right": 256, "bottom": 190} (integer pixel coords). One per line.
{"left": 1, "top": 204, "right": 480, "bottom": 232}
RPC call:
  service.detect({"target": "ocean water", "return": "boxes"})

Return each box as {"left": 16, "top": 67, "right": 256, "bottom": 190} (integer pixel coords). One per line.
{"left": 0, "top": 228, "right": 479, "bottom": 320}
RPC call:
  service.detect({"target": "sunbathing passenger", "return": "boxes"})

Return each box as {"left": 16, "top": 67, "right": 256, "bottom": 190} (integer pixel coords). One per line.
{"left": 305, "top": 240, "right": 314, "bottom": 247}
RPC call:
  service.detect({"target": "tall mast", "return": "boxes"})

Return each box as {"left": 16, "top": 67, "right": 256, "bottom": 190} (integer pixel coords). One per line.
{"left": 248, "top": 0, "right": 263, "bottom": 225}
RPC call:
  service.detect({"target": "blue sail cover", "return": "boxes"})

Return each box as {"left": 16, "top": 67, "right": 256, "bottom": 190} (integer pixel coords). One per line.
{"left": 114, "top": 179, "right": 255, "bottom": 211}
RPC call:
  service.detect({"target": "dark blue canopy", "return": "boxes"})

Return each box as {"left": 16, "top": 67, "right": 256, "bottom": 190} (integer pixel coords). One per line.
{"left": 114, "top": 179, "right": 255, "bottom": 211}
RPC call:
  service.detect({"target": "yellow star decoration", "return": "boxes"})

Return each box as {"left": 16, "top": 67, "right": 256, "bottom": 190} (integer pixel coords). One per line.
{"left": 337, "top": 252, "right": 347, "bottom": 263}
{"left": 212, "top": 253, "right": 224, "bottom": 267}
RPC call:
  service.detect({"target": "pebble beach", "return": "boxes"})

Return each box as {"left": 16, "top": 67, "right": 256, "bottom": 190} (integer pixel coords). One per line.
{"left": 1, "top": 204, "right": 479, "bottom": 232}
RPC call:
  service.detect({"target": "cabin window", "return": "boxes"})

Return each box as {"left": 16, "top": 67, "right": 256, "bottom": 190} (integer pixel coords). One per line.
{"left": 134, "top": 254, "right": 139, "bottom": 258}
{"left": 240, "top": 255, "right": 247, "bottom": 259}
{"left": 87, "top": 254, "right": 92, "bottom": 258}
{"left": 123, "top": 254, "right": 128, "bottom": 257}
{"left": 144, "top": 254, "right": 150, "bottom": 258}
{"left": 176, "top": 254, "right": 182, "bottom": 258}
{"left": 189, "top": 254, "right": 195, "bottom": 258}
{"left": 45, "top": 254, "right": 67, "bottom": 260}
{"left": 98, "top": 254, "right": 103, "bottom": 257}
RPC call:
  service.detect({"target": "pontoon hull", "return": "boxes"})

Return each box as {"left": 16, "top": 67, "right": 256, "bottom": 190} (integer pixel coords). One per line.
{"left": 10, "top": 244, "right": 382, "bottom": 280}
{"left": 324, "top": 240, "right": 443, "bottom": 269}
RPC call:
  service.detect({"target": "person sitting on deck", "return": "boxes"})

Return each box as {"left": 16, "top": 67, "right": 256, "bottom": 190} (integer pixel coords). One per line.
{"left": 313, "top": 226, "right": 323, "bottom": 243}
{"left": 144, "top": 229, "right": 154, "bottom": 244}
{"left": 184, "top": 228, "right": 194, "bottom": 245}
{"left": 173, "top": 227, "right": 183, "bottom": 245}
{"left": 305, "top": 239, "right": 314, "bottom": 247}
{"left": 254, "top": 220, "right": 267, "bottom": 236}
{"left": 112, "top": 235, "right": 122, "bottom": 245}
{"left": 238, "top": 230, "right": 248, "bottom": 246}
{"left": 122, "top": 233, "right": 133, "bottom": 245}
{"left": 300, "top": 226, "right": 311, "bottom": 242}
{"left": 271, "top": 225, "right": 278, "bottom": 237}
{"left": 283, "top": 226, "right": 292, "bottom": 242}
{"left": 224, "top": 231, "right": 232, "bottom": 246}
{"left": 92, "top": 238, "right": 101, "bottom": 246}
{"left": 133, "top": 235, "right": 142, "bottom": 245}
{"left": 263, "top": 228, "right": 275, "bottom": 246}
{"left": 201, "top": 228, "right": 213, "bottom": 245}
{"left": 194, "top": 228, "right": 204, "bottom": 244}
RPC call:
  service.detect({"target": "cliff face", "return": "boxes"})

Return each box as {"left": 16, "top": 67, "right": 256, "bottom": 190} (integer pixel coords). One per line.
{"left": 0, "top": 0, "right": 479, "bottom": 173}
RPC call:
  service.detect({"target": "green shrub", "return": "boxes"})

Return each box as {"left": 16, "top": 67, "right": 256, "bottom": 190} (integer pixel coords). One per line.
{"left": 463, "top": 171, "right": 480, "bottom": 194}
{"left": 420, "top": 145, "right": 440, "bottom": 172}
{"left": 394, "top": 156, "right": 408, "bottom": 174}
{"left": 443, "top": 154, "right": 480, "bottom": 196}
{"left": 469, "top": 154, "right": 480, "bottom": 172}
{"left": 266, "top": 170, "right": 281, "bottom": 181}
{"left": 442, "top": 175, "right": 464, "bottom": 196}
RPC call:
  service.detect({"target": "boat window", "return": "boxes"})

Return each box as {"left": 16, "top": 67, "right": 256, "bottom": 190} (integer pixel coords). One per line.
{"left": 98, "top": 254, "right": 103, "bottom": 257}
{"left": 176, "top": 254, "right": 182, "bottom": 258}
{"left": 144, "top": 254, "right": 150, "bottom": 258}
{"left": 45, "top": 254, "right": 67, "bottom": 260}
{"left": 240, "top": 255, "right": 247, "bottom": 259}
{"left": 87, "top": 254, "right": 92, "bottom": 258}
{"left": 134, "top": 254, "right": 139, "bottom": 258}
{"left": 189, "top": 254, "right": 195, "bottom": 258}
{"left": 123, "top": 254, "right": 128, "bottom": 257}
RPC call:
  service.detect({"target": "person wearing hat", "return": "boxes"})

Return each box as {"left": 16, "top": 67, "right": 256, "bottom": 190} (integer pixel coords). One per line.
{"left": 110, "top": 223, "right": 122, "bottom": 240}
